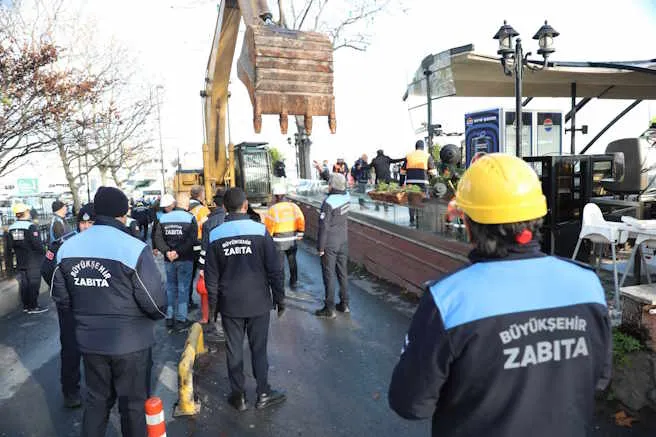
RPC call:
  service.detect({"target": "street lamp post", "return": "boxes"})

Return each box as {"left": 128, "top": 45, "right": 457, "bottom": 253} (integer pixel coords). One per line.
{"left": 493, "top": 20, "right": 559, "bottom": 158}
{"left": 155, "top": 85, "right": 166, "bottom": 194}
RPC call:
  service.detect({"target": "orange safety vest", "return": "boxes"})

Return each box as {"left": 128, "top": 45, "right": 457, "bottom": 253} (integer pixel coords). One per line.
{"left": 406, "top": 150, "right": 429, "bottom": 170}
{"left": 403, "top": 150, "right": 435, "bottom": 184}
{"left": 189, "top": 201, "right": 210, "bottom": 239}
{"left": 264, "top": 201, "right": 305, "bottom": 243}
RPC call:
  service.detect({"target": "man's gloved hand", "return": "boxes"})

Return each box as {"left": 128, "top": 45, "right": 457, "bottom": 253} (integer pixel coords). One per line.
{"left": 276, "top": 303, "right": 286, "bottom": 318}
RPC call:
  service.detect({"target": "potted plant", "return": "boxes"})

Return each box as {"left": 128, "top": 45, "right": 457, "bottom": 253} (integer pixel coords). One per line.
{"left": 405, "top": 184, "right": 426, "bottom": 205}
{"left": 385, "top": 182, "right": 407, "bottom": 204}
{"left": 367, "top": 182, "right": 388, "bottom": 201}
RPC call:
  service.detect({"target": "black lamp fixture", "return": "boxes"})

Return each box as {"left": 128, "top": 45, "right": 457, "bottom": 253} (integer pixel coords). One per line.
{"left": 492, "top": 20, "right": 559, "bottom": 157}
{"left": 533, "top": 20, "right": 559, "bottom": 65}
{"left": 493, "top": 20, "right": 519, "bottom": 59}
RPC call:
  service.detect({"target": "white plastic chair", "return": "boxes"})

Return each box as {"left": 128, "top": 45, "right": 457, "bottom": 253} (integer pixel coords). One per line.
{"left": 572, "top": 203, "right": 628, "bottom": 310}
{"left": 619, "top": 216, "right": 656, "bottom": 287}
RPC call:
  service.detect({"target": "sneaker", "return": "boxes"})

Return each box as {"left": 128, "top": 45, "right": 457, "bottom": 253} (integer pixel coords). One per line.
{"left": 228, "top": 392, "right": 248, "bottom": 412}
{"left": 176, "top": 320, "right": 194, "bottom": 331}
{"left": 336, "top": 302, "right": 350, "bottom": 313}
{"left": 27, "top": 306, "right": 48, "bottom": 314}
{"left": 314, "top": 306, "right": 336, "bottom": 319}
{"left": 165, "top": 319, "right": 174, "bottom": 329}
{"left": 63, "top": 393, "right": 82, "bottom": 409}
{"left": 255, "top": 389, "right": 286, "bottom": 409}
{"left": 22, "top": 307, "right": 29, "bottom": 313}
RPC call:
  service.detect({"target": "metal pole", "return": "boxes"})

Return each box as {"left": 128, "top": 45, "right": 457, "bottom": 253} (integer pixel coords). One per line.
{"left": 425, "top": 70, "right": 433, "bottom": 152}
{"left": 570, "top": 82, "right": 576, "bottom": 154}
{"left": 156, "top": 87, "right": 166, "bottom": 194}
{"left": 514, "top": 39, "right": 523, "bottom": 158}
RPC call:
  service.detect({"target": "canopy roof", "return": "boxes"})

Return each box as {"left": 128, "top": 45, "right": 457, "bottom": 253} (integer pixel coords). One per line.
{"left": 404, "top": 45, "right": 656, "bottom": 101}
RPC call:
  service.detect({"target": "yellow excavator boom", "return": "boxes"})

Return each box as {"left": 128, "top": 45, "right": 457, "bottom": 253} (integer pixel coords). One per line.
{"left": 200, "top": 0, "right": 335, "bottom": 202}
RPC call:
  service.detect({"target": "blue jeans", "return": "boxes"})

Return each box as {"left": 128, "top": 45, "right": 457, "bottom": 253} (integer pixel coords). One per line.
{"left": 164, "top": 261, "right": 193, "bottom": 321}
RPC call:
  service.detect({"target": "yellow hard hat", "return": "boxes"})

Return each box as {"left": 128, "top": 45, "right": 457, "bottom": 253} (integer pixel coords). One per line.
{"left": 456, "top": 153, "right": 547, "bottom": 224}
{"left": 12, "top": 203, "right": 29, "bottom": 215}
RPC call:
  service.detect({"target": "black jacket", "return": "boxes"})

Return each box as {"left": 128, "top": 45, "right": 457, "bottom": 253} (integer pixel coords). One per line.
{"left": 199, "top": 207, "right": 226, "bottom": 268}
{"left": 388, "top": 243, "right": 612, "bottom": 437}
{"left": 8, "top": 220, "right": 45, "bottom": 269}
{"left": 49, "top": 215, "right": 71, "bottom": 244}
{"left": 51, "top": 216, "right": 167, "bottom": 355}
{"left": 42, "top": 230, "right": 77, "bottom": 286}
{"left": 126, "top": 217, "right": 141, "bottom": 239}
{"left": 153, "top": 208, "right": 198, "bottom": 262}
{"left": 205, "top": 214, "right": 284, "bottom": 318}
{"left": 317, "top": 190, "right": 350, "bottom": 252}
{"left": 370, "top": 154, "right": 404, "bottom": 184}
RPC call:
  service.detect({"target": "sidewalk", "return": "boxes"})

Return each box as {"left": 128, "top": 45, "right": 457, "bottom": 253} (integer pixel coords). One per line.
{"left": 0, "top": 276, "right": 50, "bottom": 318}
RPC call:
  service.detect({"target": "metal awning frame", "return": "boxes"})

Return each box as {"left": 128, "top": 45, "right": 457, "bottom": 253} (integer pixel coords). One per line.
{"left": 404, "top": 45, "right": 656, "bottom": 154}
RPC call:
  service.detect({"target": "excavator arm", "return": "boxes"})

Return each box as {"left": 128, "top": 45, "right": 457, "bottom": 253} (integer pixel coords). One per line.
{"left": 201, "top": 0, "right": 335, "bottom": 201}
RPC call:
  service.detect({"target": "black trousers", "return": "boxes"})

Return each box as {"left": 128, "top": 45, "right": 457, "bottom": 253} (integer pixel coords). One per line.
{"left": 82, "top": 348, "right": 152, "bottom": 437}
{"left": 279, "top": 246, "right": 298, "bottom": 286}
{"left": 17, "top": 268, "right": 41, "bottom": 309}
{"left": 321, "top": 242, "right": 349, "bottom": 309}
{"left": 221, "top": 312, "right": 271, "bottom": 396}
{"left": 408, "top": 184, "right": 429, "bottom": 225}
{"left": 57, "top": 308, "right": 81, "bottom": 397}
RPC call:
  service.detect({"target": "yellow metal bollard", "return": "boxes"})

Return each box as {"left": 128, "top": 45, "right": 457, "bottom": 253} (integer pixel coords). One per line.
{"left": 174, "top": 322, "right": 206, "bottom": 416}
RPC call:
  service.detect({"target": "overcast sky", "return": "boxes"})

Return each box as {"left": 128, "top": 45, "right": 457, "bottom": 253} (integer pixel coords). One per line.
{"left": 51, "top": 0, "right": 656, "bottom": 172}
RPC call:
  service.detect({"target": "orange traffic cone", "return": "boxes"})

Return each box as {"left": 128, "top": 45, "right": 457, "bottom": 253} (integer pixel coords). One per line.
{"left": 196, "top": 275, "right": 209, "bottom": 323}
{"left": 145, "top": 397, "right": 166, "bottom": 437}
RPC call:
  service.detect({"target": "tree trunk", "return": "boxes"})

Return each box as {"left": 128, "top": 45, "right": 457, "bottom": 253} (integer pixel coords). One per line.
{"left": 110, "top": 166, "right": 123, "bottom": 190}
{"left": 98, "top": 165, "right": 109, "bottom": 186}
{"left": 56, "top": 139, "right": 81, "bottom": 212}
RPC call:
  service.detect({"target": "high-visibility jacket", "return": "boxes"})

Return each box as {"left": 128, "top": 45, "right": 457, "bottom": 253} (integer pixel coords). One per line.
{"left": 401, "top": 150, "right": 437, "bottom": 185}
{"left": 264, "top": 201, "right": 305, "bottom": 251}
{"left": 189, "top": 199, "right": 211, "bottom": 239}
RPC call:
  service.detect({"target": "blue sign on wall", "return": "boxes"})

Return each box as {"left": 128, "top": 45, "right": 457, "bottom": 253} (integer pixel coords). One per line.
{"left": 464, "top": 109, "right": 501, "bottom": 167}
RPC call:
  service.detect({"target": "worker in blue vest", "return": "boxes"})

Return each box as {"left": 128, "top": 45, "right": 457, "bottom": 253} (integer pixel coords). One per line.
{"left": 52, "top": 186, "right": 167, "bottom": 437}
{"left": 8, "top": 203, "right": 47, "bottom": 314}
{"left": 153, "top": 194, "right": 198, "bottom": 330}
{"left": 388, "top": 154, "right": 612, "bottom": 437}
{"left": 315, "top": 173, "right": 350, "bottom": 318}
{"left": 49, "top": 200, "right": 72, "bottom": 244}
{"left": 43, "top": 202, "right": 95, "bottom": 409}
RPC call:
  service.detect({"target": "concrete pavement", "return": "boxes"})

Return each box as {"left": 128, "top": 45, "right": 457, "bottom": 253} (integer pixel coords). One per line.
{"left": 0, "top": 243, "right": 655, "bottom": 436}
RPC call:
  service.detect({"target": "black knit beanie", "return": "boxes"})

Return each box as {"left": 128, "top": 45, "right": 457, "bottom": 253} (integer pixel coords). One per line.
{"left": 94, "top": 187, "right": 129, "bottom": 217}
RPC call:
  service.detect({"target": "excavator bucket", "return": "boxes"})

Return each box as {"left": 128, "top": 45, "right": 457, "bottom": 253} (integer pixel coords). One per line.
{"left": 237, "top": 24, "right": 336, "bottom": 135}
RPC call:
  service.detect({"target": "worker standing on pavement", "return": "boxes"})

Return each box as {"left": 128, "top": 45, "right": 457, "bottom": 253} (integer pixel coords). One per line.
{"left": 49, "top": 200, "right": 72, "bottom": 244}
{"left": 8, "top": 203, "right": 48, "bottom": 314}
{"left": 125, "top": 205, "right": 141, "bottom": 239}
{"left": 315, "top": 173, "right": 350, "bottom": 318}
{"left": 401, "top": 140, "right": 437, "bottom": 226}
{"left": 199, "top": 188, "right": 226, "bottom": 327}
{"left": 188, "top": 185, "right": 211, "bottom": 309}
{"left": 264, "top": 185, "right": 305, "bottom": 289}
{"left": 388, "top": 154, "right": 612, "bottom": 437}
{"left": 153, "top": 194, "right": 198, "bottom": 330}
{"left": 52, "top": 186, "right": 167, "bottom": 437}
{"left": 205, "top": 187, "right": 286, "bottom": 411}
{"left": 43, "top": 202, "right": 95, "bottom": 409}
{"left": 370, "top": 149, "right": 405, "bottom": 185}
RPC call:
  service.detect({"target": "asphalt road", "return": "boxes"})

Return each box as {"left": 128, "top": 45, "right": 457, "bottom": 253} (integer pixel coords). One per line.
{"left": 0, "top": 243, "right": 655, "bottom": 436}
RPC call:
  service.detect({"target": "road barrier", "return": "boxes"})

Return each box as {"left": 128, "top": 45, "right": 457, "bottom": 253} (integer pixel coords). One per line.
{"left": 145, "top": 396, "right": 167, "bottom": 437}
{"left": 174, "top": 322, "right": 206, "bottom": 417}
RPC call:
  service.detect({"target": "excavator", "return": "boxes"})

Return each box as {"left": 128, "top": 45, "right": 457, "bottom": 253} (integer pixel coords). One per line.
{"left": 174, "top": 0, "right": 336, "bottom": 206}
